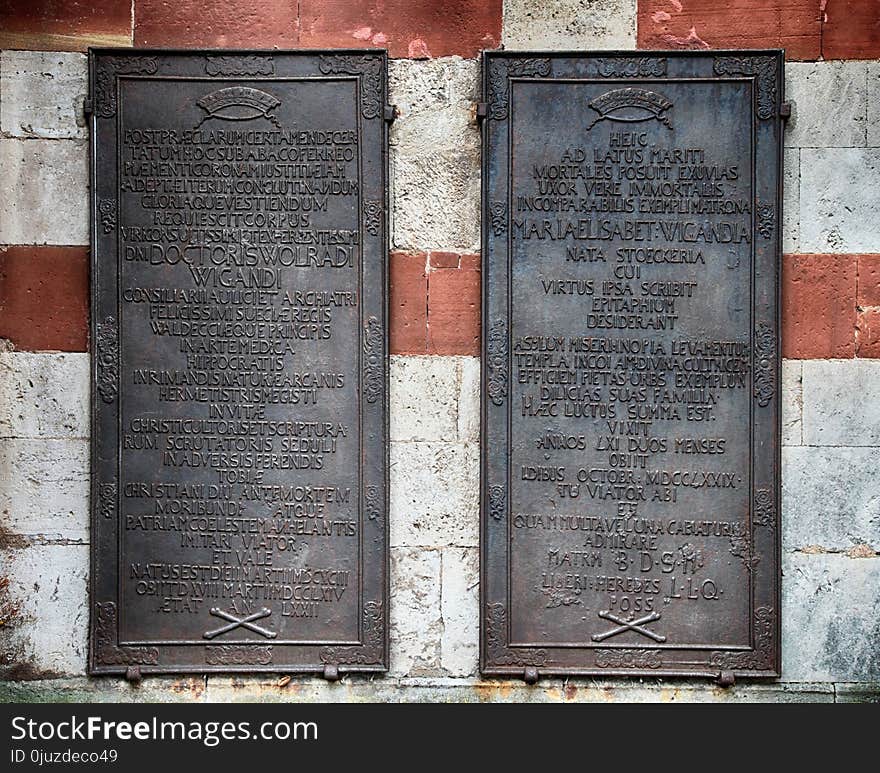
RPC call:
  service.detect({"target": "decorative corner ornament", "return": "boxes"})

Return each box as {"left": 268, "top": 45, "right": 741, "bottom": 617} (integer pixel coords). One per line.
{"left": 488, "top": 58, "right": 552, "bottom": 120}
{"left": 318, "top": 55, "right": 384, "bottom": 119}
{"left": 94, "top": 602, "right": 158, "bottom": 666}
{"left": 94, "top": 57, "right": 159, "bottom": 118}
{"left": 713, "top": 56, "right": 778, "bottom": 120}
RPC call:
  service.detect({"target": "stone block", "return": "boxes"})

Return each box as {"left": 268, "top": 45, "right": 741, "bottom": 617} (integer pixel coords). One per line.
{"left": 782, "top": 253, "right": 857, "bottom": 359}
{"left": 781, "top": 552, "right": 880, "bottom": 682}
{"left": 822, "top": 0, "right": 880, "bottom": 60}
{"left": 0, "top": 139, "right": 88, "bottom": 245}
{"left": 440, "top": 547, "right": 478, "bottom": 677}
{"left": 799, "top": 148, "right": 880, "bottom": 253}
{"left": 0, "top": 438, "right": 89, "bottom": 539}
{"left": 135, "top": 0, "right": 298, "bottom": 47}
{"left": 390, "top": 355, "right": 459, "bottom": 442}
{"left": 802, "top": 359, "right": 880, "bottom": 446}
{"left": 637, "top": 0, "right": 821, "bottom": 59}
{"left": 781, "top": 359, "right": 803, "bottom": 446}
{"left": 0, "top": 246, "right": 89, "bottom": 352}
{"left": 783, "top": 446, "right": 880, "bottom": 551}
{"left": 504, "top": 0, "right": 636, "bottom": 50}
{"left": 457, "top": 356, "right": 480, "bottom": 443}
{"left": 783, "top": 148, "right": 799, "bottom": 253}
{"left": 389, "top": 251, "right": 428, "bottom": 355}
{"left": 390, "top": 441, "right": 479, "bottom": 547}
{"left": 0, "top": 544, "right": 88, "bottom": 677}
{"left": 427, "top": 255, "right": 480, "bottom": 356}
{"left": 389, "top": 58, "right": 480, "bottom": 252}
{"left": 389, "top": 547, "right": 442, "bottom": 677}
{"left": 0, "top": 352, "right": 89, "bottom": 438}
{"left": 0, "top": 0, "right": 132, "bottom": 51}
{"left": 785, "top": 62, "right": 867, "bottom": 148}
{"left": 0, "top": 51, "right": 88, "bottom": 139}
{"left": 299, "top": 0, "right": 502, "bottom": 58}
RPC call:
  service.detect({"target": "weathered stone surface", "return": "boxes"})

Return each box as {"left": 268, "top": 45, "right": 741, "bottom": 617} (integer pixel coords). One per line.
{"left": 782, "top": 254, "right": 857, "bottom": 359}
{"left": 135, "top": 0, "right": 298, "bottom": 48}
{"left": 390, "top": 251, "right": 428, "bottom": 355}
{"left": 504, "top": 0, "right": 636, "bottom": 50}
{"left": 427, "top": 253, "right": 480, "bottom": 356}
{"left": 822, "top": 0, "right": 880, "bottom": 60}
{"left": 782, "top": 552, "right": 880, "bottom": 682}
{"left": 441, "top": 547, "right": 478, "bottom": 677}
{"left": 0, "top": 0, "right": 132, "bottom": 51}
{"left": 299, "top": 0, "right": 502, "bottom": 58}
{"left": 0, "top": 246, "right": 89, "bottom": 352}
{"left": 457, "top": 356, "right": 480, "bottom": 443}
{"left": 389, "top": 547, "right": 442, "bottom": 677}
{"left": 785, "top": 62, "right": 867, "bottom": 149}
{"left": 783, "top": 446, "right": 880, "bottom": 551}
{"left": 0, "top": 678, "right": 206, "bottom": 702}
{"left": 835, "top": 683, "right": 880, "bottom": 703}
{"left": 802, "top": 360, "right": 880, "bottom": 446}
{"left": 868, "top": 63, "right": 880, "bottom": 147}
{"left": 637, "top": 0, "right": 821, "bottom": 60}
{"left": 0, "top": 139, "right": 88, "bottom": 245}
{"left": 800, "top": 148, "right": 880, "bottom": 253}
{"left": 857, "top": 308, "right": 880, "bottom": 357}
{"left": 389, "top": 58, "right": 480, "bottom": 252}
{"left": 0, "top": 352, "right": 89, "bottom": 439}
{"left": 781, "top": 360, "right": 803, "bottom": 446}
{"left": 783, "top": 149, "right": 799, "bottom": 254}
{"left": 390, "top": 355, "right": 458, "bottom": 442}
{"left": 0, "top": 544, "right": 88, "bottom": 677}
{"left": 0, "top": 51, "right": 87, "bottom": 139}
{"left": 858, "top": 254, "right": 880, "bottom": 307}
{"left": 0, "top": 671, "right": 840, "bottom": 702}
{"left": 390, "top": 441, "right": 478, "bottom": 547}
{"left": 0, "top": 439, "right": 88, "bottom": 539}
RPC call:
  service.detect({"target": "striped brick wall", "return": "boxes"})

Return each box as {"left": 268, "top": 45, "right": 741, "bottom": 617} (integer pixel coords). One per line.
{"left": 0, "top": 0, "right": 877, "bottom": 703}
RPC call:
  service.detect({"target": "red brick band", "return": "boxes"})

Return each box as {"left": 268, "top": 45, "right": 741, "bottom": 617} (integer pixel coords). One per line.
{"left": 2, "top": 248, "right": 878, "bottom": 357}
{"left": 638, "top": 0, "right": 880, "bottom": 60}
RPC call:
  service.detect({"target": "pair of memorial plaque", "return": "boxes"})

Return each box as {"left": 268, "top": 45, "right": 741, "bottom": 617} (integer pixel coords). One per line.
{"left": 89, "top": 49, "right": 782, "bottom": 682}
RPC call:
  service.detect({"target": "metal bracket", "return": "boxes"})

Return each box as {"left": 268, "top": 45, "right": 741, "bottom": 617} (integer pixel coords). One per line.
{"left": 322, "top": 664, "right": 340, "bottom": 682}
{"left": 475, "top": 102, "right": 488, "bottom": 122}
{"left": 125, "top": 665, "right": 142, "bottom": 684}
{"left": 523, "top": 666, "right": 539, "bottom": 685}
{"left": 780, "top": 102, "right": 792, "bottom": 121}
{"left": 82, "top": 97, "right": 93, "bottom": 117}
{"left": 716, "top": 670, "right": 736, "bottom": 687}
{"left": 384, "top": 104, "right": 397, "bottom": 123}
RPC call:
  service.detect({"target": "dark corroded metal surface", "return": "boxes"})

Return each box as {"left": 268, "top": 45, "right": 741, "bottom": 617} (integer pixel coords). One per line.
{"left": 481, "top": 51, "right": 783, "bottom": 680}
{"left": 89, "top": 50, "right": 389, "bottom": 675}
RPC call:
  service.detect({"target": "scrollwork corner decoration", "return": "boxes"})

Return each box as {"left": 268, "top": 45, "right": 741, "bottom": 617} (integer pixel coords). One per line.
{"left": 94, "top": 602, "right": 158, "bottom": 666}
{"left": 488, "top": 58, "right": 552, "bottom": 120}
{"left": 95, "top": 57, "right": 159, "bottom": 118}
{"left": 713, "top": 56, "right": 778, "bottom": 120}
{"left": 318, "top": 55, "right": 384, "bottom": 119}
{"left": 319, "top": 601, "right": 384, "bottom": 666}
{"left": 486, "top": 603, "right": 547, "bottom": 668}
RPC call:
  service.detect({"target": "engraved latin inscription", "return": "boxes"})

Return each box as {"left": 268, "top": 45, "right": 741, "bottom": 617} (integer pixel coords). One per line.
{"left": 88, "top": 55, "right": 386, "bottom": 670}
{"left": 480, "top": 54, "right": 785, "bottom": 676}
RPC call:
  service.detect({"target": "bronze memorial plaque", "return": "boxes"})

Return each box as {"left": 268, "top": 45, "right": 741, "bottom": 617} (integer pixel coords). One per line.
{"left": 481, "top": 51, "right": 782, "bottom": 680}
{"left": 89, "top": 50, "right": 388, "bottom": 676}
